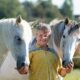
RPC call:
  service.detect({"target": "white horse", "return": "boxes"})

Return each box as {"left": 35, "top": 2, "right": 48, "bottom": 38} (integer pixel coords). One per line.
{"left": 48, "top": 18, "right": 80, "bottom": 80}
{"left": 0, "top": 16, "right": 32, "bottom": 79}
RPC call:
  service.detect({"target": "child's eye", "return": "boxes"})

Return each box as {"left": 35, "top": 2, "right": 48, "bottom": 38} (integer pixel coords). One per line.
{"left": 39, "top": 35, "right": 43, "bottom": 37}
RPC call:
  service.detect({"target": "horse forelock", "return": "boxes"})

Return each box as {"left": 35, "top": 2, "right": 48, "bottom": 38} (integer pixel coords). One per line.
{"left": 50, "top": 19, "right": 63, "bottom": 26}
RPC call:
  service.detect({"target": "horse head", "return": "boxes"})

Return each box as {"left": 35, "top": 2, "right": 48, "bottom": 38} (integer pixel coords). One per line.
{"left": 3, "top": 16, "right": 32, "bottom": 74}
{"left": 60, "top": 18, "right": 80, "bottom": 67}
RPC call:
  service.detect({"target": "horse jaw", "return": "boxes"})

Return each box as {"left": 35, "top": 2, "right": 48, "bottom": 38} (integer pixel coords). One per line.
{"left": 61, "top": 37, "right": 77, "bottom": 67}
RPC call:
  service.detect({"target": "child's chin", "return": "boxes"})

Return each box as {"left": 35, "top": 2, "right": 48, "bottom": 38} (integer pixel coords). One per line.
{"left": 41, "top": 44, "right": 47, "bottom": 47}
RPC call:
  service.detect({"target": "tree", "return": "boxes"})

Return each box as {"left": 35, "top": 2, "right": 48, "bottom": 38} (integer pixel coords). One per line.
{"left": 22, "top": 1, "right": 34, "bottom": 21}
{"left": 22, "top": 0, "right": 63, "bottom": 22}
{"left": 60, "top": 0, "right": 73, "bottom": 19}
{"left": 0, "top": 0, "right": 26, "bottom": 19}
{"left": 32, "top": 0, "right": 63, "bottom": 22}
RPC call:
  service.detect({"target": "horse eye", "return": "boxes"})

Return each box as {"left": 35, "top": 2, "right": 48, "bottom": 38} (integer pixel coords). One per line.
{"left": 16, "top": 36, "right": 21, "bottom": 41}
{"left": 15, "top": 36, "right": 22, "bottom": 45}
{"left": 63, "top": 35, "right": 65, "bottom": 38}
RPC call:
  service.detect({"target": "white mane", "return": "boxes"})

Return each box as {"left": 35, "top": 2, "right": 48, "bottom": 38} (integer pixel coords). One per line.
{"left": 50, "top": 18, "right": 63, "bottom": 26}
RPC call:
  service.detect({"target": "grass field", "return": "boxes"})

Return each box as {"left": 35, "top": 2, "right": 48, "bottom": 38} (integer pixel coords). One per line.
{"left": 0, "top": 69, "right": 80, "bottom": 80}
{"left": 64, "top": 69, "right": 80, "bottom": 80}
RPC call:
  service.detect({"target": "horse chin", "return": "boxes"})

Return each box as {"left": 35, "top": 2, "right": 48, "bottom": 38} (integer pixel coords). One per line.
{"left": 62, "top": 60, "right": 73, "bottom": 67}
{"left": 16, "top": 66, "right": 29, "bottom": 74}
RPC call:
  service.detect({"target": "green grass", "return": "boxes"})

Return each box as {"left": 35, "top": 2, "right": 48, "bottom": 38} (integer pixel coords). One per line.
{"left": 64, "top": 69, "right": 80, "bottom": 80}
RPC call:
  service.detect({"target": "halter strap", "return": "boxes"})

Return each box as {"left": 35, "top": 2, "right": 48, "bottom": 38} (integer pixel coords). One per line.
{"left": 68, "top": 24, "right": 79, "bottom": 34}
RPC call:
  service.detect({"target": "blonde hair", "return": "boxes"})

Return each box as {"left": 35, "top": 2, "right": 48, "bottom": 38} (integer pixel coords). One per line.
{"left": 37, "top": 22, "right": 51, "bottom": 35}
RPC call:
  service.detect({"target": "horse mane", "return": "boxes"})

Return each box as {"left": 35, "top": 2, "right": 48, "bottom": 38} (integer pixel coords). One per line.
{"left": 50, "top": 18, "right": 64, "bottom": 26}
{"left": 50, "top": 18, "right": 77, "bottom": 26}
{"left": 49, "top": 18, "right": 65, "bottom": 47}
{"left": 0, "top": 18, "right": 16, "bottom": 26}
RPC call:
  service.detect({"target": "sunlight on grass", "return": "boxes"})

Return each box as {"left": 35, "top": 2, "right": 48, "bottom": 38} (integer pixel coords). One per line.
{"left": 64, "top": 69, "right": 80, "bottom": 80}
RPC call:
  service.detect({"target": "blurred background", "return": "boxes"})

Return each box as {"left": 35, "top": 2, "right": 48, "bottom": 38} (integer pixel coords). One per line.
{"left": 0, "top": 0, "right": 80, "bottom": 22}
{"left": 0, "top": 0, "right": 80, "bottom": 80}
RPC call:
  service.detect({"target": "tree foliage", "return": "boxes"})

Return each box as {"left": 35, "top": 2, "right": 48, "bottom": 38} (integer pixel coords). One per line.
{"left": 0, "top": 0, "right": 26, "bottom": 19}
{"left": 33, "top": 0, "right": 63, "bottom": 22}
{"left": 60, "top": 0, "right": 73, "bottom": 19}
{"left": 0, "top": 0, "right": 74, "bottom": 21}
{"left": 23, "top": 0, "right": 63, "bottom": 22}
{"left": 23, "top": 1, "right": 34, "bottom": 21}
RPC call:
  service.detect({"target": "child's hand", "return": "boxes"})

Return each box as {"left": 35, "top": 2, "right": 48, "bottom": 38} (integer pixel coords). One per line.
{"left": 58, "top": 62, "right": 73, "bottom": 77}
{"left": 65, "top": 63, "right": 73, "bottom": 73}
{"left": 16, "top": 66, "right": 29, "bottom": 74}
{"left": 58, "top": 67, "right": 67, "bottom": 77}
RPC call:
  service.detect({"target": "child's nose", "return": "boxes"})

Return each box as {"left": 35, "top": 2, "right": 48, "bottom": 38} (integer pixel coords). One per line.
{"left": 42, "top": 36, "right": 47, "bottom": 39}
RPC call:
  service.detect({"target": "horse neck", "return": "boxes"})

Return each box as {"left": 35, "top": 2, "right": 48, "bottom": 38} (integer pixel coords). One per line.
{"left": 48, "top": 22, "right": 65, "bottom": 59}
{"left": 51, "top": 22, "right": 65, "bottom": 47}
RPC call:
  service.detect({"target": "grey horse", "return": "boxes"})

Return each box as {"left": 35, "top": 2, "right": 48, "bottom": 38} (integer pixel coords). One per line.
{"left": 48, "top": 18, "right": 79, "bottom": 67}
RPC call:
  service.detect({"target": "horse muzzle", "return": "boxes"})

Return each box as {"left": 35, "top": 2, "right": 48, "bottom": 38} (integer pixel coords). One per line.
{"left": 62, "top": 60, "right": 73, "bottom": 67}
{"left": 15, "top": 64, "right": 29, "bottom": 74}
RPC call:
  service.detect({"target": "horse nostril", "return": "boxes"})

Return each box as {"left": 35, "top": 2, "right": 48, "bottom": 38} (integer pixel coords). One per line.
{"left": 62, "top": 60, "right": 66, "bottom": 67}
{"left": 21, "top": 62, "right": 25, "bottom": 67}
{"left": 16, "top": 62, "right": 26, "bottom": 70}
{"left": 62, "top": 61, "right": 65, "bottom": 65}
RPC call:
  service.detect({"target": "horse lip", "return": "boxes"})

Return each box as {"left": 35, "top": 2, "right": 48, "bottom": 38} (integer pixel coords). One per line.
{"left": 15, "top": 66, "right": 29, "bottom": 74}
{"left": 15, "top": 63, "right": 29, "bottom": 70}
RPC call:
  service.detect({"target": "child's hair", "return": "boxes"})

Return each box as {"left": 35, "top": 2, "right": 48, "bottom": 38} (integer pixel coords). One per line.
{"left": 37, "top": 22, "right": 51, "bottom": 34}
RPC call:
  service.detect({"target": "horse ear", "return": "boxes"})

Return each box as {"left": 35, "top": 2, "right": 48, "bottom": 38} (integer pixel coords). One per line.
{"left": 64, "top": 17, "right": 69, "bottom": 25}
{"left": 16, "top": 15, "right": 22, "bottom": 24}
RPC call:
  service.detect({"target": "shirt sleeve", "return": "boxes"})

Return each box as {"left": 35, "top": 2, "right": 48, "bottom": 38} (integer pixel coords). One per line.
{"left": 53, "top": 54, "right": 62, "bottom": 74}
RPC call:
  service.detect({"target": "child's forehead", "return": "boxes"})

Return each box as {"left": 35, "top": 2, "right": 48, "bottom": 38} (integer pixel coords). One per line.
{"left": 36, "top": 23, "right": 51, "bottom": 35}
{"left": 37, "top": 23, "right": 51, "bottom": 31}
{"left": 37, "top": 30, "right": 51, "bottom": 36}
{"left": 38, "top": 29, "right": 49, "bottom": 33}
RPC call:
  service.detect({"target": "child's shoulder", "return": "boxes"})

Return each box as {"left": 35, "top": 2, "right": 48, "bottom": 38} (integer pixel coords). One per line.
{"left": 48, "top": 47, "right": 59, "bottom": 57}
{"left": 48, "top": 47, "right": 56, "bottom": 53}
{"left": 29, "top": 37, "right": 41, "bottom": 52}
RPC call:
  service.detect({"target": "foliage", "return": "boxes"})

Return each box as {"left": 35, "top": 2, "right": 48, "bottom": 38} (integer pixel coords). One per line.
{"left": 60, "top": 0, "right": 73, "bottom": 19}
{"left": 0, "top": 0, "right": 75, "bottom": 21}
{"left": 33, "top": 0, "right": 63, "bottom": 22}
{"left": 73, "top": 56, "right": 80, "bottom": 68}
{"left": 22, "top": 1, "right": 34, "bottom": 21}
{"left": 23, "top": 0, "right": 63, "bottom": 22}
{"left": 0, "top": 0, "right": 26, "bottom": 19}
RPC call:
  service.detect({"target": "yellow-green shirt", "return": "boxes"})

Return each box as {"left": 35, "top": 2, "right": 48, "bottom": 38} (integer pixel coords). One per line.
{"left": 29, "top": 39, "right": 62, "bottom": 80}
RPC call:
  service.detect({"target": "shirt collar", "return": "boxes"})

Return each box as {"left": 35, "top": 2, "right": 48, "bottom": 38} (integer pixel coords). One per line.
{"left": 36, "top": 43, "right": 48, "bottom": 50}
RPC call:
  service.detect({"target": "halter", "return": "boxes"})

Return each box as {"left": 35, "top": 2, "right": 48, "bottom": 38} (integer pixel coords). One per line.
{"left": 68, "top": 24, "right": 79, "bottom": 35}
{"left": 62, "top": 21, "right": 79, "bottom": 38}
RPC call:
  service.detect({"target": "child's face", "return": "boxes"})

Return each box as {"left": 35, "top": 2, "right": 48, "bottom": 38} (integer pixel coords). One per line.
{"left": 36, "top": 30, "right": 50, "bottom": 47}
